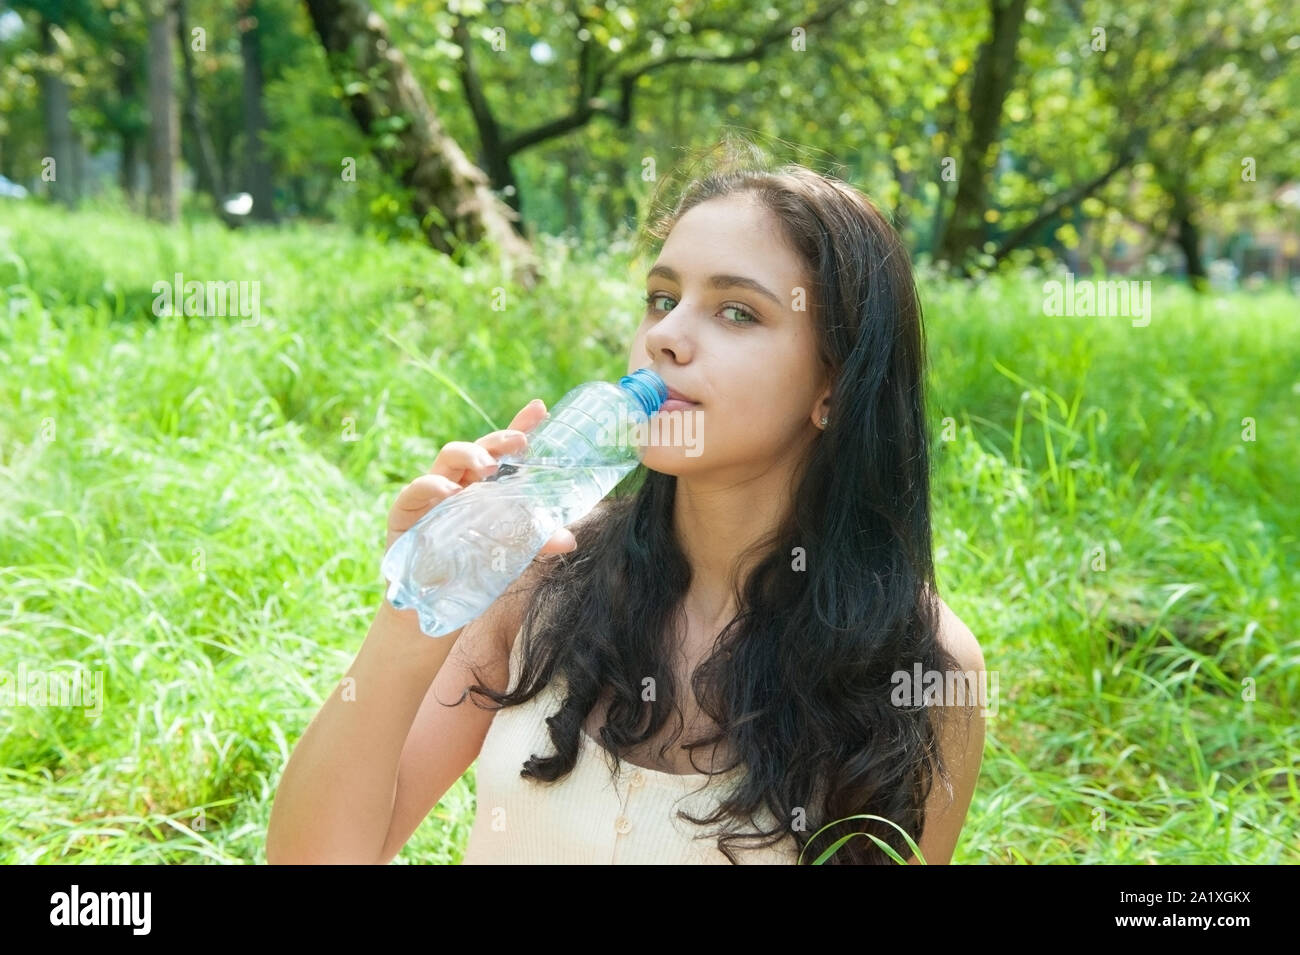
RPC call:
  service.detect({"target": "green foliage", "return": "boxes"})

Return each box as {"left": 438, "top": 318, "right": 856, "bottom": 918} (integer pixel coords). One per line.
{"left": 3, "top": 0, "right": 1296, "bottom": 271}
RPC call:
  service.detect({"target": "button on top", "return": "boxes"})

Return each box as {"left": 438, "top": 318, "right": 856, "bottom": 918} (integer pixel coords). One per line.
{"left": 629, "top": 770, "right": 646, "bottom": 788}
{"left": 614, "top": 815, "right": 632, "bottom": 834}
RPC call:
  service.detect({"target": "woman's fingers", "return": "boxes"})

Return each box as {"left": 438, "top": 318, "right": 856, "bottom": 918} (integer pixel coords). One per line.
{"left": 499, "top": 400, "right": 574, "bottom": 556}
{"left": 391, "top": 398, "right": 575, "bottom": 557}
{"left": 393, "top": 473, "right": 461, "bottom": 513}
{"left": 427, "top": 440, "right": 501, "bottom": 484}
{"left": 428, "top": 399, "right": 548, "bottom": 481}
{"left": 386, "top": 474, "right": 463, "bottom": 550}
{"left": 506, "top": 398, "right": 547, "bottom": 434}
{"left": 538, "top": 527, "right": 577, "bottom": 555}
{"left": 472, "top": 428, "right": 528, "bottom": 464}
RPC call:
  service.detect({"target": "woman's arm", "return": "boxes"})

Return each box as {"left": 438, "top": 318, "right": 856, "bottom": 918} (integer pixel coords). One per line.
{"left": 265, "top": 599, "right": 464, "bottom": 864}
{"left": 906, "top": 600, "right": 987, "bottom": 865}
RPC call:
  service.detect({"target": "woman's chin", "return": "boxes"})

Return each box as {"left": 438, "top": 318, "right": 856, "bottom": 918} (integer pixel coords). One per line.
{"left": 634, "top": 407, "right": 706, "bottom": 468}
{"left": 637, "top": 441, "right": 706, "bottom": 475}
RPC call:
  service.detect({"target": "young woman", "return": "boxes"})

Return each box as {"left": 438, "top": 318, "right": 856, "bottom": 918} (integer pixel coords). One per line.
{"left": 267, "top": 137, "right": 986, "bottom": 865}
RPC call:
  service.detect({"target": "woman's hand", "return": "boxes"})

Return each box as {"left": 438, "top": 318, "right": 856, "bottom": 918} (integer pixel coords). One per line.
{"left": 384, "top": 398, "right": 578, "bottom": 556}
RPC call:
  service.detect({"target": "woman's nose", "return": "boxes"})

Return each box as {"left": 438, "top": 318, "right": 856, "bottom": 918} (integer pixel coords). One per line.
{"left": 645, "top": 305, "right": 694, "bottom": 362}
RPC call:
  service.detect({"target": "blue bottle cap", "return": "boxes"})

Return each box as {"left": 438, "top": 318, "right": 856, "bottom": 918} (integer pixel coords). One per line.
{"left": 618, "top": 368, "right": 668, "bottom": 417}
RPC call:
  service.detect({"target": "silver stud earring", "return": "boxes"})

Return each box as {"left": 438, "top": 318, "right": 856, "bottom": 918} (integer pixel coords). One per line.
{"left": 819, "top": 416, "right": 828, "bottom": 428}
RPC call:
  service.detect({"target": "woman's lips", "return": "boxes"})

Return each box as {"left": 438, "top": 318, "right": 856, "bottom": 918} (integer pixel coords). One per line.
{"left": 658, "top": 398, "right": 700, "bottom": 413}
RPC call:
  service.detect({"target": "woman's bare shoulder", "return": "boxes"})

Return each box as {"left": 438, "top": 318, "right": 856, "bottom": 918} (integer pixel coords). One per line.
{"left": 934, "top": 597, "right": 984, "bottom": 673}
{"left": 918, "top": 583, "right": 984, "bottom": 673}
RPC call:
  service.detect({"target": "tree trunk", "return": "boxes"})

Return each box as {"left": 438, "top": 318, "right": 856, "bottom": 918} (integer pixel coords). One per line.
{"left": 601, "top": 154, "right": 623, "bottom": 236}
{"left": 927, "top": 196, "right": 946, "bottom": 258}
{"left": 121, "top": 133, "right": 139, "bottom": 201}
{"left": 176, "top": 0, "right": 224, "bottom": 207}
{"left": 451, "top": 14, "right": 522, "bottom": 223}
{"left": 1170, "top": 191, "right": 1207, "bottom": 292}
{"left": 147, "top": 0, "right": 180, "bottom": 223}
{"left": 886, "top": 150, "right": 912, "bottom": 245}
{"left": 239, "top": 0, "right": 276, "bottom": 221}
{"left": 303, "top": 0, "right": 538, "bottom": 286}
{"left": 37, "top": 17, "right": 78, "bottom": 205}
{"left": 1151, "top": 158, "right": 1207, "bottom": 292}
{"left": 115, "top": 49, "right": 141, "bottom": 204}
{"left": 934, "top": 0, "right": 1028, "bottom": 270}
{"left": 290, "top": 175, "right": 309, "bottom": 215}
{"left": 562, "top": 147, "right": 579, "bottom": 238}
{"left": 217, "top": 129, "right": 235, "bottom": 191}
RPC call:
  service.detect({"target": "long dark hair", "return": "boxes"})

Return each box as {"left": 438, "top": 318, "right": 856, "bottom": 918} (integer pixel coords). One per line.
{"left": 464, "top": 133, "right": 964, "bottom": 864}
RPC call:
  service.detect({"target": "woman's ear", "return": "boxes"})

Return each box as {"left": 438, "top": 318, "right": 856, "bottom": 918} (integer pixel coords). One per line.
{"left": 813, "top": 387, "right": 832, "bottom": 430}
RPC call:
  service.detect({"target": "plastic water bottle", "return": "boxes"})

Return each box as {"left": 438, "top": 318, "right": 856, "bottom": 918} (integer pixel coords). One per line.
{"left": 381, "top": 368, "right": 669, "bottom": 637}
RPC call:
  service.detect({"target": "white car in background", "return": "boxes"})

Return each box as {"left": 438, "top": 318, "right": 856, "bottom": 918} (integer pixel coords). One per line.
{"left": 0, "top": 175, "right": 28, "bottom": 199}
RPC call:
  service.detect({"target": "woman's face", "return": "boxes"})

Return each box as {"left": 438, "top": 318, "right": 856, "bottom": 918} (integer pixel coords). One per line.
{"left": 626, "top": 192, "right": 830, "bottom": 478}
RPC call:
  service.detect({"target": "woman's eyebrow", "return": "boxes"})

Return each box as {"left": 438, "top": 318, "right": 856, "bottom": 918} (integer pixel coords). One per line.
{"left": 646, "top": 263, "right": 783, "bottom": 308}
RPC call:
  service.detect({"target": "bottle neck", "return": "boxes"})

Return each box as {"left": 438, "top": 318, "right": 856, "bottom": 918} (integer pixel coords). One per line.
{"left": 618, "top": 368, "right": 668, "bottom": 416}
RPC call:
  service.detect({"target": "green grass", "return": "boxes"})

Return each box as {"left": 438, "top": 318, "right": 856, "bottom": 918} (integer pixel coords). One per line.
{"left": 1, "top": 200, "right": 1296, "bottom": 863}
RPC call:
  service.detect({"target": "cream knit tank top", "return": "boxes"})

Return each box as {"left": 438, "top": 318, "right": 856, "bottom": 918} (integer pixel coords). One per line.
{"left": 461, "top": 624, "right": 801, "bottom": 864}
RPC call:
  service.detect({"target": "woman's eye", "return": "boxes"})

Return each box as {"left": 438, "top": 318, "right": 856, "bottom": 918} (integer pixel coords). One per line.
{"left": 721, "top": 304, "right": 758, "bottom": 325}
{"left": 643, "top": 292, "right": 672, "bottom": 312}
{"left": 643, "top": 292, "right": 758, "bottom": 326}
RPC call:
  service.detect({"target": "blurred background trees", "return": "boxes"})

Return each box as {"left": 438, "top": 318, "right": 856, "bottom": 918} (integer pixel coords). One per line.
{"left": 0, "top": 0, "right": 1296, "bottom": 284}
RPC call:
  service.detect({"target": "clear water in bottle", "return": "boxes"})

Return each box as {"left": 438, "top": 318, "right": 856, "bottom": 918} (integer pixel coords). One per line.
{"left": 381, "top": 368, "right": 668, "bottom": 637}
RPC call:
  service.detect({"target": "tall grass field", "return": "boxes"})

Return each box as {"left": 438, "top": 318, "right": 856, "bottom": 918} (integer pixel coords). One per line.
{"left": 1, "top": 200, "right": 1295, "bottom": 863}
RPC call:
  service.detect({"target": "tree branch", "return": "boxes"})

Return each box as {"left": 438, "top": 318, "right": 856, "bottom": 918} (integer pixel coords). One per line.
{"left": 991, "top": 133, "right": 1142, "bottom": 263}
{"left": 451, "top": 14, "right": 505, "bottom": 164}
{"left": 501, "top": 0, "right": 852, "bottom": 155}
